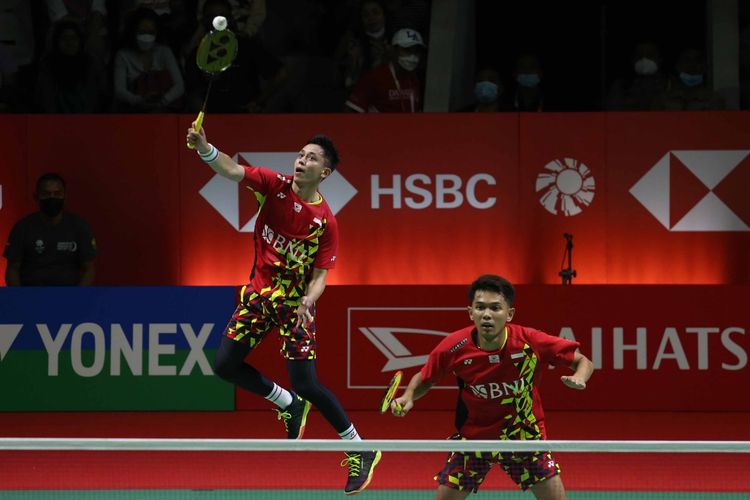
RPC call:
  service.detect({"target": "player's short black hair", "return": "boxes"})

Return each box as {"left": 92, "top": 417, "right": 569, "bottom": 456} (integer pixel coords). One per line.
{"left": 307, "top": 134, "right": 340, "bottom": 171}
{"left": 36, "top": 172, "right": 66, "bottom": 192}
{"left": 468, "top": 274, "right": 515, "bottom": 306}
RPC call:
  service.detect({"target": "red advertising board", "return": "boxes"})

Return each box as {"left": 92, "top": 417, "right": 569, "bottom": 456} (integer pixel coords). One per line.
{"left": 235, "top": 284, "right": 750, "bottom": 412}
{"left": 1, "top": 113, "right": 749, "bottom": 286}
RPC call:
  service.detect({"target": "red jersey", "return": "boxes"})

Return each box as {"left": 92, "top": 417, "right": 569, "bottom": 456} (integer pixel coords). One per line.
{"left": 345, "top": 62, "right": 422, "bottom": 113}
{"left": 241, "top": 165, "right": 338, "bottom": 301}
{"left": 421, "top": 323, "right": 579, "bottom": 440}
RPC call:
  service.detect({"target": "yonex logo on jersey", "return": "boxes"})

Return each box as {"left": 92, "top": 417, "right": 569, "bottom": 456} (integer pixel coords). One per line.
{"left": 536, "top": 158, "right": 596, "bottom": 216}
{"left": 464, "top": 358, "right": 473, "bottom": 365}
{"left": 294, "top": 202, "right": 302, "bottom": 213}
{"left": 630, "top": 150, "right": 750, "bottom": 231}
{"left": 200, "top": 152, "right": 357, "bottom": 233}
{"left": 468, "top": 379, "right": 527, "bottom": 400}
{"left": 488, "top": 354, "right": 500, "bottom": 363}
{"left": 276, "top": 192, "right": 286, "bottom": 199}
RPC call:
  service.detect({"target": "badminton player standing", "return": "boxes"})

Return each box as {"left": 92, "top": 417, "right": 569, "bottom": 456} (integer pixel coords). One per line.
{"left": 391, "top": 274, "right": 593, "bottom": 500}
{"left": 186, "top": 125, "right": 380, "bottom": 495}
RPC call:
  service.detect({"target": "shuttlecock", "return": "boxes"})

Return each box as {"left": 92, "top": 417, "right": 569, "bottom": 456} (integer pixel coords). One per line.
{"left": 212, "top": 16, "right": 227, "bottom": 31}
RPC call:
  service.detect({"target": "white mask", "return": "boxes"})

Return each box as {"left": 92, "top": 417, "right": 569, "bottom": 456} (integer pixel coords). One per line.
{"left": 365, "top": 27, "right": 385, "bottom": 39}
{"left": 136, "top": 33, "right": 156, "bottom": 51}
{"left": 634, "top": 57, "right": 658, "bottom": 75}
{"left": 397, "top": 54, "right": 419, "bottom": 71}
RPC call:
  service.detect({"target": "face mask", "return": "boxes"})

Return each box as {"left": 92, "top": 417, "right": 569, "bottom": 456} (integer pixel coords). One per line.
{"left": 679, "top": 72, "right": 704, "bottom": 87}
{"left": 39, "top": 198, "right": 64, "bottom": 217}
{"left": 136, "top": 33, "right": 156, "bottom": 51}
{"left": 366, "top": 27, "right": 385, "bottom": 39}
{"left": 474, "top": 81, "right": 498, "bottom": 104}
{"left": 516, "top": 73, "right": 540, "bottom": 88}
{"left": 634, "top": 57, "right": 659, "bottom": 75}
{"left": 397, "top": 54, "right": 419, "bottom": 71}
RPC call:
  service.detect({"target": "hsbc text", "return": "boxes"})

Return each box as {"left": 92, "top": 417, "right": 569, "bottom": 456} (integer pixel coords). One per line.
{"left": 370, "top": 174, "right": 496, "bottom": 209}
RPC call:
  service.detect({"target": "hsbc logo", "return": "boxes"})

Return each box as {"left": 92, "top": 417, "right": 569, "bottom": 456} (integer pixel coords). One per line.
{"left": 630, "top": 150, "right": 750, "bottom": 231}
{"left": 200, "top": 152, "right": 358, "bottom": 232}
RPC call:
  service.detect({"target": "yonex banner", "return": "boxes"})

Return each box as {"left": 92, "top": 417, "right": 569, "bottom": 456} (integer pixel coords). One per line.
{"left": 0, "top": 287, "right": 235, "bottom": 411}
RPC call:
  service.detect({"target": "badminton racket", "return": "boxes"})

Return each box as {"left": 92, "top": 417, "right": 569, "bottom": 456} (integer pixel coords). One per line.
{"left": 186, "top": 27, "right": 238, "bottom": 149}
{"left": 379, "top": 370, "right": 403, "bottom": 414}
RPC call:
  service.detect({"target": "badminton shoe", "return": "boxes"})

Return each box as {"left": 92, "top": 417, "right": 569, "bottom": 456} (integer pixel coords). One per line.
{"left": 275, "top": 393, "right": 311, "bottom": 439}
{"left": 342, "top": 450, "right": 381, "bottom": 495}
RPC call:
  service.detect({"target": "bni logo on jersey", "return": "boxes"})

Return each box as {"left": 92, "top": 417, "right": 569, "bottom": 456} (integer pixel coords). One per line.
{"left": 199, "top": 152, "right": 358, "bottom": 232}
{"left": 536, "top": 158, "right": 596, "bottom": 216}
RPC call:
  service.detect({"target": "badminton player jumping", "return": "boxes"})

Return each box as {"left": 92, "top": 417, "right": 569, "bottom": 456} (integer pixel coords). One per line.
{"left": 186, "top": 125, "right": 380, "bottom": 495}
{"left": 390, "top": 274, "right": 593, "bottom": 500}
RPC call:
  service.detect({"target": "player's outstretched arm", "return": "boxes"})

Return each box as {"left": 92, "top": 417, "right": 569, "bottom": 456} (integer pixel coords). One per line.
{"left": 391, "top": 371, "right": 432, "bottom": 417}
{"left": 561, "top": 351, "right": 593, "bottom": 390}
{"left": 186, "top": 124, "right": 244, "bottom": 182}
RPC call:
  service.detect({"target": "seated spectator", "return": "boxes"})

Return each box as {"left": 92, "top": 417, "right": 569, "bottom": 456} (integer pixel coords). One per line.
{"left": 112, "top": 6, "right": 185, "bottom": 112}
{"left": 653, "top": 48, "right": 725, "bottom": 111}
{"left": 45, "top": 0, "right": 109, "bottom": 63}
{"left": 4, "top": 173, "right": 96, "bottom": 286}
{"left": 263, "top": 31, "right": 345, "bottom": 113}
{"left": 0, "top": 1, "right": 35, "bottom": 111}
{"left": 335, "top": 0, "right": 392, "bottom": 91}
{"left": 607, "top": 41, "right": 668, "bottom": 111}
{"left": 345, "top": 27, "right": 425, "bottom": 113}
{"left": 184, "top": 0, "right": 285, "bottom": 113}
{"left": 116, "top": 1, "right": 191, "bottom": 57}
{"left": 459, "top": 66, "right": 507, "bottom": 112}
{"left": 509, "top": 53, "right": 544, "bottom": 111}
{"left": 34, "top": 19, "right": 107, "bottom": 113}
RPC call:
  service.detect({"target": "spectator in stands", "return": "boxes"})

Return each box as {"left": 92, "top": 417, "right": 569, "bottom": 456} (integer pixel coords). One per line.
{"left": 653, "top": 48, "right": 725, "bottom": 111}
{"left": 117, "top": 1, "right": 191, "bottom": 57}
{"left": 34, "top": 19, "right": 107, "bottom": 113}
{"left": 509, "top": 53, "right": 544, "bottom": 111}
{"left": 184, "top": 0, "right": 285, "bottom": 113}
{"left": 112, "top": 6, "right": 185, "bottom": 112}
{"left": 45, "top": 0, "right": 109, "bottom": 63}
{"left": 263, "top": 29, "right": 345, "bottom": 113}
{"left": 460, "top": 66, "right": 507, "bottom": 112}
{"left": 4, "top": 173, "right": 96, "bottom": 286}
{"left": 335, "top": 0, "right": 392, "bottom": 91}
{"left": 606, "top": 41, "right": 668, "bottom": 111}
{"left": 0, "top": 1, "right": 35, "bottom": 111}
{"left": 345, "top": 27, "right": 425, "bottom": 113}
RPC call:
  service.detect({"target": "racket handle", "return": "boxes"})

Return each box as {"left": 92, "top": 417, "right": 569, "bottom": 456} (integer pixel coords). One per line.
{"left": 186, "top": 111, "right": 206, "bottom": 150}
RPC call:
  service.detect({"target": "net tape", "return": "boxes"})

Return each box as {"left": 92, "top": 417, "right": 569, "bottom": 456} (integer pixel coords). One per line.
{"left": 1, "top": 439, "right": 749, "bottom": 453}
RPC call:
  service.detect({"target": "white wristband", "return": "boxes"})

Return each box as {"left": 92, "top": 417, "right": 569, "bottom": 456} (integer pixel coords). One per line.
{"left": 198, "top": 144, "right": 219, "bottom": 164}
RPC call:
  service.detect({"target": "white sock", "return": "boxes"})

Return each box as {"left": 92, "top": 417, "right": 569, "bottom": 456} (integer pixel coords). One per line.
{"left": 264, "top": 383, "right": 294, "bottom": 409}
{"left": 339, "top": 424, "right": 361, "bottom": 441}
